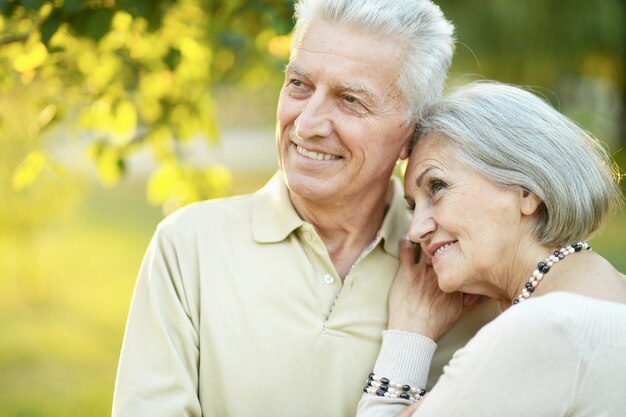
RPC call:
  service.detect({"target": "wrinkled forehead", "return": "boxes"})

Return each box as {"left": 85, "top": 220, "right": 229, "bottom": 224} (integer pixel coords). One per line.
{"left": 405, "top": 134, "right": 452, "bottom": 190}
{"left": 290, "top": 19, "right": 407, "bottom": 107}
{"left": 409, "top": 133, "right": 451, "bottom": 166}
{"left": 291, "top": 19, "right": 404, "bottom": 78}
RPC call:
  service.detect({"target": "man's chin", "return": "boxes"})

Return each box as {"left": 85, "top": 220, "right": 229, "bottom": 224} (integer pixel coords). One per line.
{"left": 284, "top": 173, "right": 335, "bottom": 200}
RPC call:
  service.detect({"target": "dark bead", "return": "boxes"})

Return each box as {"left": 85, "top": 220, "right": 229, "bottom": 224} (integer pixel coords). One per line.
{"left": 538, "top": 261, "right": 550, "bottom": 273}
{"left": 380, "top": 384, "right": 389, "bottom": 392}
{"left": 525, "top": 282, "right": 535, "bottom": 292}
{"left": 574, "top": 243, "right": 582, "bottom": 251}
{"left": 513, "top": 299, "right": 519, "bottom": 304}
{"left": 558, "top": 253, "right": 565, "bottom": 259}
{"left": 381, "top": 377, "right": 390, "bottom": 384}
{"left": 399, "top": 393, "right": 410, "bottom": 400}
{"left": 369, "top": 372, "right": 375, "bottom": 378}
{"left": 402, "top": 385, "right": 411, "bottom": 392}
{"left": 376, "top": 389, "right": 386, "bottom": 397}
{"left": 554, "top": 251, "right": 561, "bottom": 256}
{"left": 363, "top": 386, "right": 369, "bottom": 393}
{"left": 367, "top": 378, "right": 373, "bottom": 386}
{"left": 419, "top": 389, "right": 426, "bottom": 396}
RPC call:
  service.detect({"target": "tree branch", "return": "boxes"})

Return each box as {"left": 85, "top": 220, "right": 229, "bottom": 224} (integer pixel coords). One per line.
{"left": 0, "top": 32, "right": 30, "bottom": 46}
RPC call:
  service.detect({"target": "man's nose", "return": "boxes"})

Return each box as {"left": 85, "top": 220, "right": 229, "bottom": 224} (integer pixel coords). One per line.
{"left": 407, "top": 205, "right": 437, "bottom": 244}
{"left": 294, "top": 92, "right": 333, "bottom": 139}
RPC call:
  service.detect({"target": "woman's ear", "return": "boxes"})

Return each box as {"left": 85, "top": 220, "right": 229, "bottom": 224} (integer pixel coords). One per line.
{"left": 520, "top": 189, "right": 542, "bottom": 216}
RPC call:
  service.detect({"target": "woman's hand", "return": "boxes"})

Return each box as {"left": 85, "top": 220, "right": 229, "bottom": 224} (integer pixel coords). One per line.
{"left": 388, "top": 239, "right": 479, "bottom": 341}
{"left": 394, "top": 400, "right": 421, "bottom": 417}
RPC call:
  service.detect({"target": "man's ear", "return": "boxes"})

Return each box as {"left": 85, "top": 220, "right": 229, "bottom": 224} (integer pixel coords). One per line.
{"left": 520, "top": 189, "right": 542, "bottom": 216}
{"left": 399, "top": 140, "right": 412, "bottom": 160}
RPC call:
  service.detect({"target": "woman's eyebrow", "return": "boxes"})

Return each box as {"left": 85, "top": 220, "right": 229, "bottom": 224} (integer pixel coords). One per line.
{"left": 415, "top": 166, "right": 436, "bottom": 187}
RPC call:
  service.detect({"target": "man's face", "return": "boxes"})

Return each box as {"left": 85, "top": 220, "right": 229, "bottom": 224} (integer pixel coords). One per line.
{"left": 276, "top": 19, "right": 413, "bottom": 205}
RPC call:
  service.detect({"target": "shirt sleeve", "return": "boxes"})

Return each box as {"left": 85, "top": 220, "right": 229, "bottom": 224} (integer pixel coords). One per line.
{"left": 357, "top": 305, "right": 580, "bottom": 417}
{"left": 112, "top": 224, "right": 202, "bottom": 417}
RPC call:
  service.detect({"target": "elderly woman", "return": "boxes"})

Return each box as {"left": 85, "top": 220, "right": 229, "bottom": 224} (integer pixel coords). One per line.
{"left": 357, "top": 82, "right": 625, "bottom": 417}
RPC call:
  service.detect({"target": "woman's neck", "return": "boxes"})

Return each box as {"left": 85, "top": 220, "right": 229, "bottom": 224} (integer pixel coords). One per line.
{"left": 533, "top": 251, "right": 626, "bottom": 305}
{"left": 498, "top": 240, "right": 563, "bottom": 310}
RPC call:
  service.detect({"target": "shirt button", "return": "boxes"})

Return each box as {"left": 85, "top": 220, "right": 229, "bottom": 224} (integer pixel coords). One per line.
{"left": 323, "top": 274, "right": 334, "bottom": 284}
{"left": 303, "top": 231, "right": 313, "bottom": 241}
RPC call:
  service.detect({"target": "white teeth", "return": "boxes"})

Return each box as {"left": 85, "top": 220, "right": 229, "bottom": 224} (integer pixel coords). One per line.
{"left": 434, "top": 242, "right": 453, "bottom": 256}
{"left": 296, "top": 145, "right": 339, "bottom": 161}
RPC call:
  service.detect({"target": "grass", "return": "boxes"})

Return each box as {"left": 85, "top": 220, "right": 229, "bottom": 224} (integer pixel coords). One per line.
{"left": 0, "top": 181, "right": 163, "bottom": 417}
{"left": 0, "top": 170, "right": 623, "bottom": 417}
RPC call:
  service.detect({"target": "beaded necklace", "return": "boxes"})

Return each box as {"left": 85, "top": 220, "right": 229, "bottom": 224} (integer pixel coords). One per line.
{"left": 513, "top": 242, "right": 591, "bottom": 305}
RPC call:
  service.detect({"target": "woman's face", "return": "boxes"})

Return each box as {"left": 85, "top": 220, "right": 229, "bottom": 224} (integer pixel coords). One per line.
{"left": 404, "top": 134, "right": 528, "bottom": 296}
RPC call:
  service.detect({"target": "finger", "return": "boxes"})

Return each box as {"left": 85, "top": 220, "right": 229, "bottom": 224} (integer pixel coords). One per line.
{"left": 463, "top": 293, "right": 480, "bottom": 307}
{"left": 395, "top": 401, "right": 420, "bottom": 417}
{"left": 461, "top": 293, "right": 484, "bottom": 315}
{"left": 399, "top": 238, "right": 418, "bottom": 265}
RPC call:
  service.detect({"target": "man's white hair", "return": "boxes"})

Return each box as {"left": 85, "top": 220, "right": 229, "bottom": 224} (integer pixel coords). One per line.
{"left": 291, "top": 0, "right": 455, "bottom": 122}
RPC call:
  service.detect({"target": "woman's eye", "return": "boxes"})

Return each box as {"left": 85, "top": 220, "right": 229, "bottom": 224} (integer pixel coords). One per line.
{"left": 428, "top": 179, "right": 447, "bottom": 195}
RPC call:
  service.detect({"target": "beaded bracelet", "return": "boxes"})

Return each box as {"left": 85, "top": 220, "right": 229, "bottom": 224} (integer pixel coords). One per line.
{"left": 362, "top": 372, "right": 426, "bottom": 402}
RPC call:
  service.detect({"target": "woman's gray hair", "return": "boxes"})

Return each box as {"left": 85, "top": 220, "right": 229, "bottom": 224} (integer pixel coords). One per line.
{"left": 292, "top": 0, "right": 454, "bottom": 122}
{"left": 415, "top": 81, "right": 623, "bottom": 246}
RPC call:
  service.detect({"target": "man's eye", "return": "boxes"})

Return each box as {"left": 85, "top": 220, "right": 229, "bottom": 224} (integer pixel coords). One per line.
{"left": 290, "top": 79, "right": 303, "bottom": 87}
{"left": 344, "top": 95, "right": 357, "bottom": 104}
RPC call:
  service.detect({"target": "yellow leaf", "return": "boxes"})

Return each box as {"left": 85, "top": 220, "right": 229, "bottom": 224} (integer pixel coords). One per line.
{"left": 13, "top": 42, "right": 49, "bottom": 73}
{"left": 204, "top": 164, "right": 232, "bottom": 197}
{"left": 146, "top": 126, "right": 174, "bottom": 161}
{"left": 12, "top": 151, "right": 47, "bottom": 191}
{"left": 38, "top": 104, "right": 58, "bottom": 129}
{"left": 146, "top": 164, "right": 180, "bottom": 205}
{"left": 112, "top": 11, "right": 133, "bottom": 32}
{"left": 77, "top": 49, "right": 100, "bottom": 75}
{"left": 111, "top": 100, "right": 137, "bottom": 145}
{"left": 268, "top": 34, "right": 292, "bottom": 59}
{"left": 96, "top": 147, "right": 124, "bottom": 186}
{"left": 255, "top": 29, "right": 276, "bottom": 51}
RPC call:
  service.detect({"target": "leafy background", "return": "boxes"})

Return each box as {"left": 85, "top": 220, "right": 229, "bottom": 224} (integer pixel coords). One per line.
{"left": 0, "top": 0, "right": 624, "bottom": 415}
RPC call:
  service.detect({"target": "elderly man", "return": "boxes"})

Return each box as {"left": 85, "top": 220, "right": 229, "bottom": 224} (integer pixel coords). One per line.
{"left": 112, "top": 1, "right": 497, "bottom": 416}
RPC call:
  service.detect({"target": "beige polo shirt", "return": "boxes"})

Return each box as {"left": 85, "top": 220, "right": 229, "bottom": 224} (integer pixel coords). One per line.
{"left": 112, "top": 173, "right": 498, "bottom": 417}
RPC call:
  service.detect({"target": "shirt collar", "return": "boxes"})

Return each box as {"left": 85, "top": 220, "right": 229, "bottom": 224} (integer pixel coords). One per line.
{"left": 252, "top": 172, "right": 304, "bottom": 243}
{"left": 251, "top": 172, "right": 410, "bottom": 256}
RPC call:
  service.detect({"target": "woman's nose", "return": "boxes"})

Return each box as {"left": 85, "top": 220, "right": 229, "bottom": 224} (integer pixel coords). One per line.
{"left": 407, "top": 206, "right": 437, "bottom": 244}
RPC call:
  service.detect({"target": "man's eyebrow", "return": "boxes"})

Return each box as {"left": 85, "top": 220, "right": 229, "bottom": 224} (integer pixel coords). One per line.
{"left": 285, "top": 63, "right": 310, "bottom": 80}
{"left": 336, "top": 82, "right": 375, "bottom": 99}
{"left": 415, "top": 166, "right": 436, "bottom": 187}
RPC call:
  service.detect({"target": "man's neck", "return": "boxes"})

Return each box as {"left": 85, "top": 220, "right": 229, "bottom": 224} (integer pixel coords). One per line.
{"left": 289, "top": 185, "right": 391, "bottom": 280}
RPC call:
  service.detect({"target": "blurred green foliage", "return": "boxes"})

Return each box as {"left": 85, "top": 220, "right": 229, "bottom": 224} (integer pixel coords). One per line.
{"left": 437, "top": 0, "right": 626, "bottom": 192}
{"left": 0, "top": 0, "right": 294, "bottom": 212}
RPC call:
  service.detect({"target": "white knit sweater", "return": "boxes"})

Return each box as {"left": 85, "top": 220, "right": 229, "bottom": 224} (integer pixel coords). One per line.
{"left": 357, "top": 291, "right": 626, "bottom": 417}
